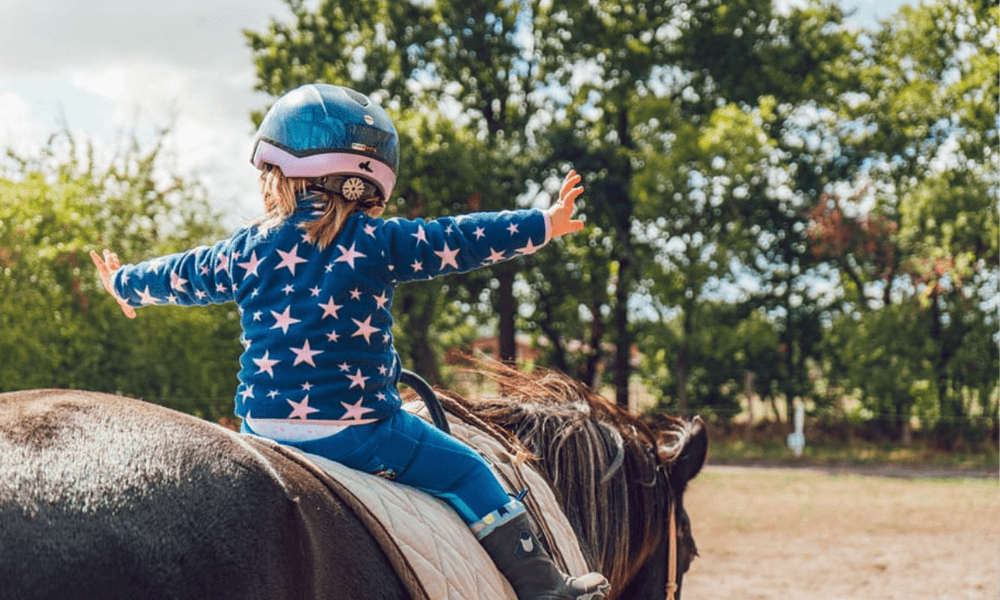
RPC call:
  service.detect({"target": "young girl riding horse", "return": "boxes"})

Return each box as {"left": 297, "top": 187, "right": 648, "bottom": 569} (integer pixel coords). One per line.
{"left": 91, "top": 83, "right": 609, "bottom": 600}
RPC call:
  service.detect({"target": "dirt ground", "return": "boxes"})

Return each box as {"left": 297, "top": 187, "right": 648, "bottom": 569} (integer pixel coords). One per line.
{"left": 681, "top": 466, "right": 999, "bottom": 600}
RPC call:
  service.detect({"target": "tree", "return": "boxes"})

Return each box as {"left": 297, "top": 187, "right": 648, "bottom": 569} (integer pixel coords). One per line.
{"left": 616, "top": 0, "right": 859, "bottom": 418}
{"left": 247, "top": 0, "right": 720, "bottom": 405}
{"left": 527, "top": 0, "right": 690, "bottom": 407}
{"left": 0, "top": 132, "right": 242, "bottom": 421}
{"left": 811, "top": 0, "right": 999, "bottom": 444}
{"left": 246, "top": 0, "right": 549, "bottom": 365}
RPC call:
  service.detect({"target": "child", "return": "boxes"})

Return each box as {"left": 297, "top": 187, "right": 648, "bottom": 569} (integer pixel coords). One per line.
{"left": 91, "top": 83, "right": 608, "bottom": 600}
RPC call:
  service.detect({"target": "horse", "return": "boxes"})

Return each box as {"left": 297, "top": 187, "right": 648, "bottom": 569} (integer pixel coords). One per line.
{"left": 0, "top": 366, "right": 706, "bottom": 600}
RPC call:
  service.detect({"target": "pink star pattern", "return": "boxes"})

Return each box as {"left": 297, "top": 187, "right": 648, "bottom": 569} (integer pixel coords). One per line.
{"left": 253, "top": 351, "right": 280, "bottom": 377}
{"left": 334, "top": 243, "right": 366, "bottom": 269}
{"left": 238, "top": 251, "right": 263, "bottom": 277}
{"left": 290, "top": 339, "right": 323, "bottom": 367}
{"left": 341, "top": 398, "right": 376, "bottom": 421}
{"left": 346, "top": 368, "right": 369, "bottom": 390}
{"left": 319, "top": 297, "right": 343, "bottom": 319}
{"left": 287, "top": 395, "right": 320, "bottom": 419}
{"left": 518, "top": 238, "right": 542, "bottom": 255}
{"left": 170, "top": 272, "right": 188, "bottom": 291}
{"left": 435, "top": 243, "right": 460, "bottom": 270}
{"left": 271, "top": 306, "right": 301, "bottom": 334}
{"left": 351, "top": 315, "right": 380, "bottom": 343}
{"left": 484, "top": 248, "right": 507, "bottom": 264}
{"left": 275, "top": 244, "right": 308, "bottom": 275}
{"left": 116, "top": 208, "right": 550, "bottom": 426}
{"left": 412, "top": 225, "right": 428, "bottom": 245}
{"left": 136, "top": 286, "right": 159, "bottom": 305}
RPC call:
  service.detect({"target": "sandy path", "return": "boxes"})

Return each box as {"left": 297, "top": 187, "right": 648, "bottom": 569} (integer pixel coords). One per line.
{"left": 681, "top": 466, "right": 999, "bottom": 600}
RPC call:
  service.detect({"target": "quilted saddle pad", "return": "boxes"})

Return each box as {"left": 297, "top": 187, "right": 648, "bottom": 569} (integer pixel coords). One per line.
{"left": 266, "top": 403, "right": 591, "bottom": 600}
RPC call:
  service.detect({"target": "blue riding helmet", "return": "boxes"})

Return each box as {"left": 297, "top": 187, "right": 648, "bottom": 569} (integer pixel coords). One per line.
{"left": 251, "top": 83, "right": 400, "bottom": 201}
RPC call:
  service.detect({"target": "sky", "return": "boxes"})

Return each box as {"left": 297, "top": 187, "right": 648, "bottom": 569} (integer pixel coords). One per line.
{"left": 0, "top": 0, "right": 914, "bottom": 229}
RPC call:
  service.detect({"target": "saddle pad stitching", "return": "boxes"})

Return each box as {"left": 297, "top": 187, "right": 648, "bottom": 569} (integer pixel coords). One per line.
{"left": 300, "top": 447, "right": 517, "bottom": 599}
{"left": 253, "top": 405, "right": 591, "bottom": 600}
{"left": 250, "top": 437, "right": 434, "bottom": 600}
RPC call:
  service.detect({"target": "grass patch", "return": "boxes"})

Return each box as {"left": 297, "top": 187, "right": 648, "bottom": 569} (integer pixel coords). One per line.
{"left": 705, "top": 424, "right": 999, "bottom": 472}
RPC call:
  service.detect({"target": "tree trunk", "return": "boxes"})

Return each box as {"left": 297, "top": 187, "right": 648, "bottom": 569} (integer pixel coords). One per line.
{"left": 536, "top": 311, "right": 569, "bottom": 374}
{"left": 496, "top": 264, "right": 517, "bottom": 365}
{"left": 744, "top": 371, "right": 756, "bottom": 440}
{"left": 675, "top": 308, "right": 693, "bottom": 413}
{"left": 612, "top": 106, "right": 634, "bottom": 410}
{"left": 674, "top": 349, "right": 689, "bottom": 413}
{"left": 614, "top": 244, "right": 631, "bottom": 409}
{"left": 928, "top": 288, "right": 962, "bottom": 447}
{"left": 581, "top": 302, "right": 606, "bottom": 391}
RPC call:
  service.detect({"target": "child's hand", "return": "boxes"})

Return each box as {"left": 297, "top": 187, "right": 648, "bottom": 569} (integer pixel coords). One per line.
{"left": 548, "top": 169, "right": 585, "bottom": 238}
{"left": 90, "top": 249, "right": 136, "bottom": 319}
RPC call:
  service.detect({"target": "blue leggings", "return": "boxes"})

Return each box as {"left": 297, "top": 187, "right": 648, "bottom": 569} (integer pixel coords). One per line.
{"left": 244, "top": 409, "right": 512, "bottom": 524}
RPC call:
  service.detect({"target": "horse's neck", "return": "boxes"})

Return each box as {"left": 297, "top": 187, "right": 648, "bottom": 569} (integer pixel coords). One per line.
{"left": 511, "top": 415, "right": 666, "bottom": 593}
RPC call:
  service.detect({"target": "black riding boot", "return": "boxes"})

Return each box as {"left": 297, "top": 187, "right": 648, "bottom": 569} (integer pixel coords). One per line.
{"left": 479, "top": 512, "right": 609, "bottom": 600}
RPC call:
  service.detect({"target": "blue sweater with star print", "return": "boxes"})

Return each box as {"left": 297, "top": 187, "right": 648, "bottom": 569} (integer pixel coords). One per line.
{"left": 112, "top": 195, "right": 551, "bottom": 428}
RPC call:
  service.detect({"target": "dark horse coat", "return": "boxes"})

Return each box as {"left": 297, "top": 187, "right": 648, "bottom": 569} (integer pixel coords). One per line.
{"left": 0, "top": 376, "right": 706, "bottom": 600}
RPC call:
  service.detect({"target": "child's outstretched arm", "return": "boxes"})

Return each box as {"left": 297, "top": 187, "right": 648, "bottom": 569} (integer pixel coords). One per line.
{"left": 547, "top": 169, "right": 585, "bottom": 238}
{"left": 90, "top": 249, "right": 136, "bottom": 319}
{"left": 378, "top": 168, "right": 586, "bottom": 283}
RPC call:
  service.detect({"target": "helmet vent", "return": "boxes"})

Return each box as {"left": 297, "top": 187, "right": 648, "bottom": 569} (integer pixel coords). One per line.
{"left": 344, "top": 88, "right": 370, "bottom": 106}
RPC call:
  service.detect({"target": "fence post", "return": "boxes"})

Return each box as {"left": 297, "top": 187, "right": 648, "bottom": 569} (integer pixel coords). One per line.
{"left": 787, "top": 399, "right": 805, "bottom": 458}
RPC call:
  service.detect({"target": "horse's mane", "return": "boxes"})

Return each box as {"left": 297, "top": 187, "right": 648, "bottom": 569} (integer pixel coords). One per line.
{"left": 424, "top": 361, "right": 696, "bottom": 593}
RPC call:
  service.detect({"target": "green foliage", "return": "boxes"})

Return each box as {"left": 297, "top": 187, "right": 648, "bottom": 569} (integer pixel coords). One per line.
{"left": 670, "top": 0, "right": 859, "bottom": 109}
{"left": 813, "top": 0, "right": 1000, "bottom": 444}
{"left": 0, "top": 132, "right": 242, "bottom": 420}
{"left": 240, "top": 0, "right": 998, "bottom": 447}
{"left": 639, "top": 302, "right": 773, "bottom": 419}
{"left": 5, "top": 0, "right": 994, "bottom": 454}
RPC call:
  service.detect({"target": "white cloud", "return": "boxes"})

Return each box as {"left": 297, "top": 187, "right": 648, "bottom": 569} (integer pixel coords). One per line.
{"left": 0, "top": 0, "right": 292, "bottom": 227}
{"left": 0, "top": 0, "right": 290, "bottom": 197}
{"left": 0, "top": 0, "right": 282, "bottom": 74}
{"left": 0, "top": 91, "right": 44, "bottom": 153}
{"left": 70, "top": 61, "right": 269, "bottom": 225}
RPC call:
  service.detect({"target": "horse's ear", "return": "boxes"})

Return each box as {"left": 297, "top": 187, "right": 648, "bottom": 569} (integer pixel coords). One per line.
{"left": 668, "top": 416, "right": 708, "bottom": 492}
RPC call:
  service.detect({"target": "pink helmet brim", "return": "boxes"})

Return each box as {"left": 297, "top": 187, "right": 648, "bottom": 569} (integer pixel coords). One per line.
{"left": 253, "top": 140, "right": 397, "bottom": 200}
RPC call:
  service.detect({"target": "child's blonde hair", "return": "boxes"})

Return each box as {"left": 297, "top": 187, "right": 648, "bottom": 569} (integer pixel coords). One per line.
{"left": 255, "top": 165, "right": 361, "bottom": 250}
